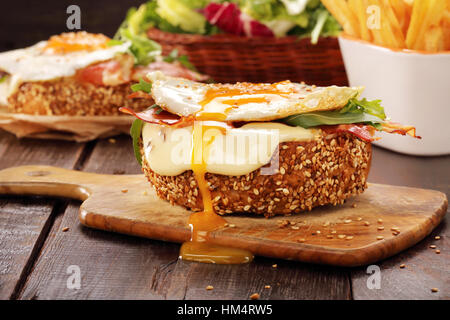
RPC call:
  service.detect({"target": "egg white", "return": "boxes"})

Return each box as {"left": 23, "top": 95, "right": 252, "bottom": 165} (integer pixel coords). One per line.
{"left": 148, "top": 71, "right": 364, "bottom": 122}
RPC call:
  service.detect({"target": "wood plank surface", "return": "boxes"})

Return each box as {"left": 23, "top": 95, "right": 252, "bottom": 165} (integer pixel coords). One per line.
{"left": 0, "top": 132, "right": 85, "bottom": 299}
{"left": 350, "top": 148, "right": 450, "bottom": 300}
{"left": 19, "top": 136, "right": 182, "bottom": 299}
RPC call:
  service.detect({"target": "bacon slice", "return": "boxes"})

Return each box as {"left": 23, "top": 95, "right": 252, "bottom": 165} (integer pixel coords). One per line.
{"left": 120, "top": 106, "right": 195, "bottom": 128}
{"left": 381, "top": 122, "right": 421, "bottom": 139}
{"left": 132, "top": 61, "right": 209, "bottom": 82}
{"left": 322, "top": 123, "right": 420, "bottom": 142}
{"left": 322, "top": 124, "right": 377, "bottom": 142}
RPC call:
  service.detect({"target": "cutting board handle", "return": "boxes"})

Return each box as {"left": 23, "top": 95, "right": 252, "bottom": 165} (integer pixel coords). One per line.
{"left": 0, "top": 165, "right": 106, "bottom": 201}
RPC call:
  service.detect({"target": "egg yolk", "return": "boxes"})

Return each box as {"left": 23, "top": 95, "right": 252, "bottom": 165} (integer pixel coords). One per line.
{"left": 179, "top": 121, "right": 254, "bottom": 264}
{"left": 180, "top": 82, "right": 297, "bottom": 264}
{"left": 44, "top": 32, "right": 110, "bottom": 53}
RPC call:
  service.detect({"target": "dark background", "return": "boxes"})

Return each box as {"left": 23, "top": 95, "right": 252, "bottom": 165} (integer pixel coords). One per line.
{"left": 0, "top": 0, "right": 144, "bottom": 51}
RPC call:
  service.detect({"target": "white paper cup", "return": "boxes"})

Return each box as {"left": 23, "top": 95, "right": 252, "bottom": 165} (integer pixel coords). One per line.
{"left": 338, "top": 35, "right": 450, "bottom": 156}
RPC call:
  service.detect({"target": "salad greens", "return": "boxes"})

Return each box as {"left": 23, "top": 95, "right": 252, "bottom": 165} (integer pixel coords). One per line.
{"left": 120, "top": 0, "right": 341, "bottom": 41}
{"left": 163, "top": 49, "right": 198, "bottom": 71}
{"left": 113, "top": 4, "right": 162, "bottom": 65}
{"left": 281, "top": 98, "right": 386, "bottom": 130}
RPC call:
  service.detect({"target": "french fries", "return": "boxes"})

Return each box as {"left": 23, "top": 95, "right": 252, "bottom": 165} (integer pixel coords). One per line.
{"left": 321, "top": 0, "right": 450, "bottom": 52}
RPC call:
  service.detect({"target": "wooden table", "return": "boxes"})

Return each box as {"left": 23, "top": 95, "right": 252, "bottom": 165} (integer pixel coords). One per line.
{"left": 0, "top": 131, "right": 448, "bottom": 300}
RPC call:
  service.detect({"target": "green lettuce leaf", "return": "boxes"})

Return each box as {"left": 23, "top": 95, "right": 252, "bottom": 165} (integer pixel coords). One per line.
{"left": 131, "top": 78, "right": 152, "bottom": 93}
{"left": 155, "top": 0, "right": 207, "bottom": 34}
{"left": 163, "top": 49, "right": 198, "bottom": 71}
{"left": 339, "top": 98, "right": 386, "bottom": 119}
{"left": 281, "top": 98, "right": 386, "bottom": 129}
{"left": 130, "top": 119, "right": 144, "bottom": 165}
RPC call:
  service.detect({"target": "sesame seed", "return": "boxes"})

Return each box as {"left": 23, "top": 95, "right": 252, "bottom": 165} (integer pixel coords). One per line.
{"left": 435, "top": 250, "right": 441, "bottom": 254}
{"left": 431, "top": 288, "right": 439, "bottom": 293}
{"left": 291, "top": 226, "right": 300, "bottom": 230}
{"left": 326, "top": 235, "right": 333, "bottom": 239}
{"left": 364, "top": 221, "right": 370, "bottom": 226}
{"left": 62, "top": 227, "right": 69, "bottom": 232}
{"left": 377, "top": 226, "right": 385, "bottom": 231}
{"left": 377, "top": 219, "right": 383, "bottom": 224}
{"left": 206, "top": 285, "right": 214, "bottom": 290}
{"left": 338, "top": 235, "right": 346, "bottom": 239}
{"left": 377, "top": 236, "right": 384, "bottom": 240}
{"left": 399, "top": 264, "right": 406, "bottom": 268}
{"left": 280, "top": 167, "right": 286, "bottom": 175}
{"left": 430, "top": 245, "right": 436, "bottom": 249}
{"left": 229, "top": 224, "right": 236, "bottom": 228}
{"left": 121, "top": 189, "right": 128, "bottom": 193}
{"left": 435, "top": 236, "right": 441, "bottom": 240}
{"left": 250, "top": 293, "right": 260, "bottom": 300}
{"left": 344, "top": 219, "right": 352, "bottom": 224}
{"left": 346, "top": 236, "right": 354, "bottom": 240}
{"left": 265, "top": 285, "right": 271, "bottom": 289}
{"left": 296, "top": 238, "right": 306, "bottom": 243}
{"left": 272, "top": 264, "right": 277, "bottom": 268}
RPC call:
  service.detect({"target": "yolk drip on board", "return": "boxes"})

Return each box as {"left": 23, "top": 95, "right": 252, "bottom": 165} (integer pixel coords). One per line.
{"left": 179, "top": 121, "right": 254, "bottom": 264}
{"left": 179, "top": 84, "right": 293, "bottom": 264}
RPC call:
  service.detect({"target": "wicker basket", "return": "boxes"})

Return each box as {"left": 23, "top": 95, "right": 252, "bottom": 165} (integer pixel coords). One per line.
{"left": 147, "top": 28, "right": 348, "bottom": 86}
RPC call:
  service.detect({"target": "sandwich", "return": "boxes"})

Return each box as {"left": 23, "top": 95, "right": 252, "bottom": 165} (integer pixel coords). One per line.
{"left": 122, "top": 72, "right": 419, "bottom": 217}
{"left": 0, "top": 31, "right": 207, "bottom": 116}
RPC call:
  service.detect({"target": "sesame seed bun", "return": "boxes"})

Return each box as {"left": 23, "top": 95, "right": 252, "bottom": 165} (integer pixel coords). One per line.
{"left": 7, "top": 77, "right": 151, "bottom": 116}
{"left": 140, "top": 131, "right": 372, "bottom": 217}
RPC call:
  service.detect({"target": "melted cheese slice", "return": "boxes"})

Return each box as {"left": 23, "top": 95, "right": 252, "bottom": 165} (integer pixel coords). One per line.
{"left": 142, "top": 121, "right": 320, "bottom": 176}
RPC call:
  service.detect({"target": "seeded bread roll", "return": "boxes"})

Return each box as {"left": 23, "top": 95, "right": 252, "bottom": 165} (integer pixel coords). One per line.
{"left": 141, "top": 131, "right": 372, "bottom": 217}
{"left": 7, "top": 77, "right": 151, "bottom": 116}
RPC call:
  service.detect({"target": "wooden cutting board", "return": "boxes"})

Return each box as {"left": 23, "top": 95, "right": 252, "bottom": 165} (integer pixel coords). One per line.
{"left": 0, "top": 165, "right": 447, "bottom": 267}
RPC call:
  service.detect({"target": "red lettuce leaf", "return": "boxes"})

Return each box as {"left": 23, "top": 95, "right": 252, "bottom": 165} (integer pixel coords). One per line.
{"left": 203, "top": 2, "right": 274, "bottom": 37}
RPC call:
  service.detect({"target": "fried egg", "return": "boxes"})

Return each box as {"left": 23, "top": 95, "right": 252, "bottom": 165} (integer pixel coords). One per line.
{"left": 148, "top": 71, "right": 364, "bottom": 122}
{"left": 0, "top": 32, "right": 130, "bottom": 105}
